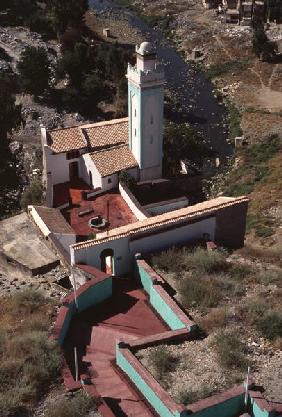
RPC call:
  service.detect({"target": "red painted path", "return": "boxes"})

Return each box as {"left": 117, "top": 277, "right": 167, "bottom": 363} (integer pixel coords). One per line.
{"left": 64, "top": 280, "right": 168, "bottom": 417}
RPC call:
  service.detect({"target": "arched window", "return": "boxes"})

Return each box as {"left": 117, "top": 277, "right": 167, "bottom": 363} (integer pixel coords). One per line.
{"left": 150, "top": 115, "right": 154, "bottom": 124}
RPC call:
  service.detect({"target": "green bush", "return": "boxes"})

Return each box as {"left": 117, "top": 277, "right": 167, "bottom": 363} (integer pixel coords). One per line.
{"left": 119, "top": 170, "right": 137, "bottom": 191}
{"left": 256, "top": 311, "right": 282, "bottom": 341}
{"left": 45, "top": 391, "right": 99, "bottom": 417}
{"left": 229, "top": 264, "right": 252, "bottom": 281}
{"left": 148, "top": 347, "right": 177, "bottom": 381}
{"left": 214, "top": 331, "right": 248, "bottom": 370}
{"left": 20, "top": 180, "right": 43, "bottom": 209}
{"left": 12, "top": 289, "right": 47, "bottom": 314}
{"left": 178, "top": 274, "right": 221, "bottom": 309}
{"left": 18, "top": 47, "right": 51, "bottom": 95}
{"left": 256, "top": 270, "right": 282, "bottom": 286}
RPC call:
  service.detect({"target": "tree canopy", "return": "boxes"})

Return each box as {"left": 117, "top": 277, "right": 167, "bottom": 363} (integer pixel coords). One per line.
{"left": 163, "top": 121, "right": 214, "bottom": 176}
{"left": 18, "top": 47, "right": 51, "bottom": 96}
{"left": 46, "top": 0, "right": 88, "bottom": 35}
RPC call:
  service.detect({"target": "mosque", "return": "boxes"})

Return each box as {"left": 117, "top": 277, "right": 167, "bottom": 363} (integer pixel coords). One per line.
{"left": 30, "top": 41, "right": 248, "bottom": 278}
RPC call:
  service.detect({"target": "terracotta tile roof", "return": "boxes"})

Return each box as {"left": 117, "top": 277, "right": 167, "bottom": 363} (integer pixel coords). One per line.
{"left": 82, "top": 118, "right": 128, "bottom": 149}
{"left": 88, "top": 145, "right": 138, "bottom": 177}
{"left": 71, "top": 196, "right": 249, "bottom": 250}
{"left": 32, "top": 206, "right": 75, "bottom": 235}
{"left": 47, "top": 118, "right": 128, "bottom": 154}
{"left": 48, "top": 127, "right": 86, "bottom": 153}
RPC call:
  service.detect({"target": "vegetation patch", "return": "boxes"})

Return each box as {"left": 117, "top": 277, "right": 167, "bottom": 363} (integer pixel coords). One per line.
{"left": 213, "top": 331, "right": 248, "bottom": 370}
{"left": 44, "top": 391, "right": 99, "bottom": 417}
{"left": 0, "top": 290, "right": 61, "bottom": 417}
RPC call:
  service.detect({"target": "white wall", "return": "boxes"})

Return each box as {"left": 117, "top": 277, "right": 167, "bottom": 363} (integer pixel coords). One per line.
{"left": 129, "top": 217, "right": 216, "bottom": 256}
{"left": 71, "top": 236, "right": 131, "bottom": 276}
{"left": 28, "top": 206, "right": 50, "bottom": 237}
{"left": 119, "top": 182, "right": 148, "bottom": 220}
{"left": 45, "top": 148, "right": 80, "bottom": 186}
{"left": 80, "top": 154, "right": 102, "bottom": 189}
{"left": 142, "top": 94, "right": 162, "bottom": 169}
{"left": 101, "top": 173, "right": 119, "bottom": 192}
{"left": 131, "top": 93, "right": 140, "bottom": 164}
{"left": 54, "top": 233, "right": 76, "bottom": 253}
{"left": 144, "top": 197, "right": 189, "bottom": 216}
{"left": 140, "top": 165, "right": 162, "bottom": 181}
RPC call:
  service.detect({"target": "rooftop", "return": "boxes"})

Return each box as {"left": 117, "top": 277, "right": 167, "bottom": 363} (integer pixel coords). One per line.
{"left": 31, "top": 206, "right": 75, "bottom": 235}
{"left": 72, "top": 196, "right": 249, "bottom": 250}
{"left": 59, "top": 182, "right": 137, "bottom": 238}
{"left": 47, "top": 117, "right": 128, "bottom": 154}
{"left": 89, "top": 144, "right": 138, "bottom": 177}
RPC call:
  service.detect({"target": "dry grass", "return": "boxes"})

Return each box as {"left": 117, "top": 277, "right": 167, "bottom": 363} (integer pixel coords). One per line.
{"left": 0, "top": 290, "right": 61, "bottom": 417}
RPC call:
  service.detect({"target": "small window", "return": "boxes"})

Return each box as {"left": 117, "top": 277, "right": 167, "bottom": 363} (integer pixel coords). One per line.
{"left": 134, "top": 109, "right": 137, "bottom": 117}
{"left": 150, "top": 135, "right": 153, "bottom": 144}
{"left": 134, "top": 128, "right": 137, "bottom": 137}
{"left": 108, "top": 178, "right": 112, "bottom": 184}
{"left": 66, "top": 150, "right": 79, "bottom": 160}
{"left": 150, "top": 115, "right": 154, "bottom": 124}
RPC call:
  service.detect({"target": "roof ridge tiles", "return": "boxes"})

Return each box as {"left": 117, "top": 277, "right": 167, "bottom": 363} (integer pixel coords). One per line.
{"left": 71, "top": 196, "right": 249, "bottom": 251}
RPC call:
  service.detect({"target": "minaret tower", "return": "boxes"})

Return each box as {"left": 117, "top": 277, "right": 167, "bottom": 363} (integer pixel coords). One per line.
{"left": 127, "top": 42, "right": 165, "bottom": 181}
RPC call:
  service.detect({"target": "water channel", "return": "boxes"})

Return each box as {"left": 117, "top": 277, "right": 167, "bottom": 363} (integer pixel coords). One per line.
{"left": 89, "top": 0, "right": 233, "bottom": 158}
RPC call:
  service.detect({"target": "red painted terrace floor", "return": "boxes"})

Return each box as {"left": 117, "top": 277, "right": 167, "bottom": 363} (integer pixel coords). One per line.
{"left": 55, "top": 180, "right": 137, "bottom": 238}
{"left": 64, "top": 279, "right": 168, "bottom": 417}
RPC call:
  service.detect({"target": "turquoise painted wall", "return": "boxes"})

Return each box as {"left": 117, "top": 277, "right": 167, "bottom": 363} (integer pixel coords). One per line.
{"left": 75, "top": 278, "right": 113, "bottom": 313}
{"left": 150, "top": 285, "right": 186, "bottom": 331}
{"left": 191, "top": 395, "right": 244, "bottom": 417}
{"left": 58, "top": 307, "right": 74, "bottom": 346}
{"left": 135, "top": 261, "right": 187, "bottom": 330}
{"left": 57, "top": 277, "right": 113, "bottom": 346}
{"left": 116, "top": 345, "right": 182, "bottom": 417}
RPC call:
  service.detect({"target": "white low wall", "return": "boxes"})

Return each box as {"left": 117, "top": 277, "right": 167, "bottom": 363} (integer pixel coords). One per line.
{"left": 119, "top": 183, "right": 149, "bottom": 221}
{"left": 28, "top": 206, "right": 50, "bottom": 237}
{"left": 144, "top": 197, "right": 189, "bottom": 216}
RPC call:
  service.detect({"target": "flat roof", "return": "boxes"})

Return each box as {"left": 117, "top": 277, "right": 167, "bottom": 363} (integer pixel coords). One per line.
{"left": 71, "top": 196, "right": 249, "bottom": 251}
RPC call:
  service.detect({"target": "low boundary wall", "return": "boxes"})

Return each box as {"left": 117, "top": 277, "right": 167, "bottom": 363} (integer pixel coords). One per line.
{"left": 134, "top": 254, "right": 196, "bottom": 332}
{"left": 51, "top": 273, "right": 112, "bottom": 346}
{"left": 119, "top": 182, "right": 149, "bottom": 220}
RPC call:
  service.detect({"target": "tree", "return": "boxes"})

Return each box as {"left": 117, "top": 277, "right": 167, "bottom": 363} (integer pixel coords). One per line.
{"left": 266, "top": 0, "right": 282, "bottom": 22}
{"left": 163, "top": 122, "right": 214, "bottom": 176}
{"left": 18, "top": 47, "right": 51, "bottom": 95}
{"left": 252, "top": 23, "right": 277, "bottom": 61}
{"left": 0, "top": 71, "right": 22, "bottom": 217}
{"left": 57, "top": 42, "right": 90, "bottom": 88}
{"left": 46, "top": 0, "right": 88, "bottom": 36}
{"left": 20, "top": 180, "right": 43, "bottom": 209}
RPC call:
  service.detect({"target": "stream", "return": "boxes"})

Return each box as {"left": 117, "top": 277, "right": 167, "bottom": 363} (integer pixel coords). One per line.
{"left": 89, "top": 0, "right": 233, "bottom": 158}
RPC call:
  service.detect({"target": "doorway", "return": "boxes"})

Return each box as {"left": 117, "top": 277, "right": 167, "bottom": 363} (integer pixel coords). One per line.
{"left": 69, "top": 161, "right": 79, "bottom": 181}
{"left": 100, "top": 249, "right": 114, "bottom": 275}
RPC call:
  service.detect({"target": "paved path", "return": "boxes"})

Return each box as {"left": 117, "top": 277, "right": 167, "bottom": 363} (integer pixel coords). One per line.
{"left": 64, "top": 280, "right": 167, "bottom": 416}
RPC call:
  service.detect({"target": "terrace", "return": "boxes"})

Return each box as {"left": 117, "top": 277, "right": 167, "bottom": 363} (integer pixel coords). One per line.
{"left": 53, "top": 180, "right": 137, "bottom": 239}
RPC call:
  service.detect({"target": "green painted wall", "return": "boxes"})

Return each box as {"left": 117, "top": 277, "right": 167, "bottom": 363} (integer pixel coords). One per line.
{"left": 135, "top": 261, "right": 187, "bottom": 330}
{"left": 57, "top": 277, "right": 113, "bottom": 346}
{"left": 75, "top": 278, "right": 113, "bottom": 313}
{"left": 150, "top": 286, "right": 186, "bottom": 330}
{"left": 191, "top": 395, "right": 244, "bottom": 417}
{"left": 116, "top": 345, "right": 182, "bottom": 417}
{"left": 58, "top": 307, "right": 74, "bottom": 346}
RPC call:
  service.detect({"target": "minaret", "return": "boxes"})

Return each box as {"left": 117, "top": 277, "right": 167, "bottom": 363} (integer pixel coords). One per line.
{"left": 127, "top": 42, "right": 165, "bottom": 181}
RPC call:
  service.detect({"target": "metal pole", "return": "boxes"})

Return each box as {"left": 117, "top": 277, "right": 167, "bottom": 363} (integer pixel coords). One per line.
{"left": 74, "top": 346, "right": 79, "bottom": 382}
{"left": 244, "top": 366, "right": 250, "bottom": 409}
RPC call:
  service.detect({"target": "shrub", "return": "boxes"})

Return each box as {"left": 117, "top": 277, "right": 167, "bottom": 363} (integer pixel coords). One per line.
{"left": 229, "top": 264, "right": 252, "bottom": 281}
{"left": 178, "top": 274, "right": 221, "bottom": 310}
{"left": 148, "top": 347, "right": 177, "bottom": 381}
{"left": 18, "top": 46, "right": 51, "bottom": 95}
{"left": 256, "top": 269, "right": 282, "bottom": 286}
{"left": 45, "top": 391, "right": 98, "bottom": 417}
{"left": 214, "top": 331, "right": 248, "bottom": 370}
{"left": 256, "top": 311, "right": 282, "bottom": 341}
{"left": 198, "top": 308, "right": 229, "bottom": 333}
{"left": 12, "top": 289, "right": 47, "bottom": 314}
{"left": 119, "top": 170, "right": 137, "bottom": 191}
{"left": 20, "top": 180, "right": 43, "bottom": 209}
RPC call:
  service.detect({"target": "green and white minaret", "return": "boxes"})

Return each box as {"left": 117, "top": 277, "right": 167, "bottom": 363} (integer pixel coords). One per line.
{"left": 127, "top": 42, "right": 165, "bottom": 181}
